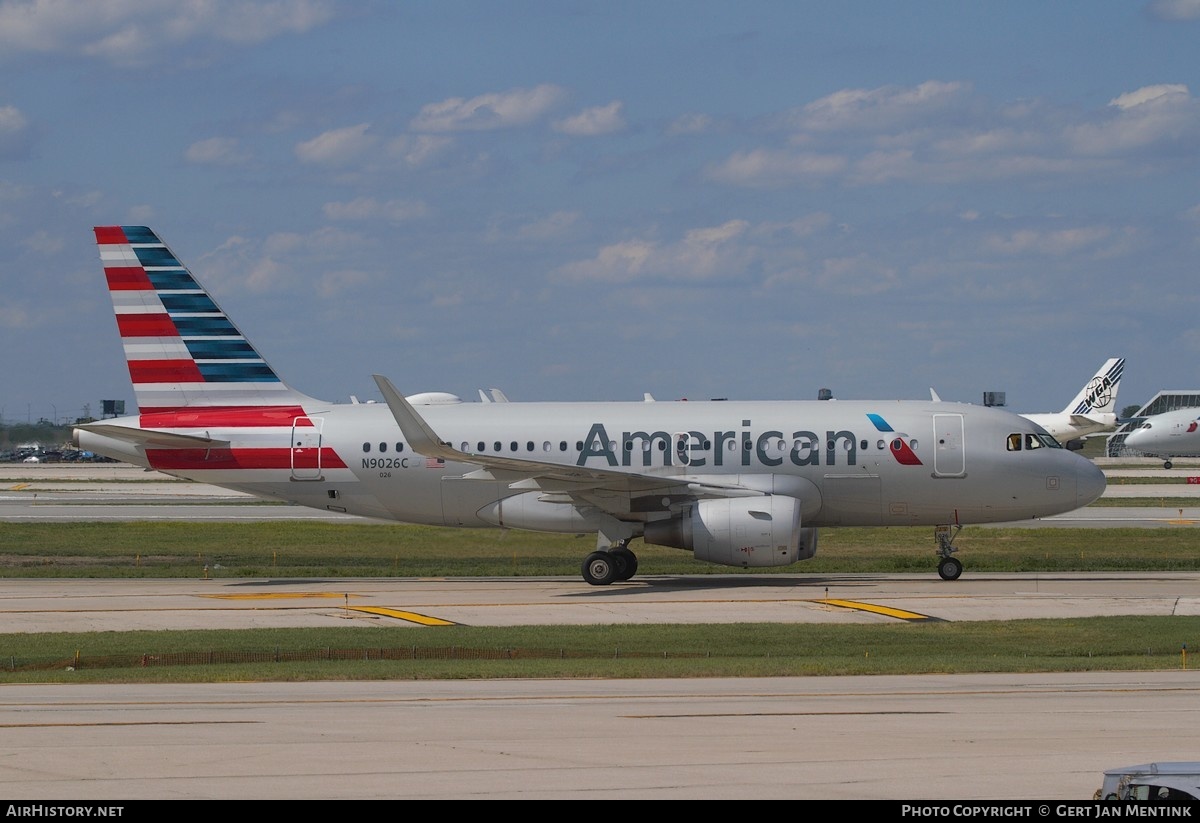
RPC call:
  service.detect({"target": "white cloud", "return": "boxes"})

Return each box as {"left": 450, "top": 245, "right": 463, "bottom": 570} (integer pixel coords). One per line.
{"left": 409, "top": 84, "right": 566, "bottom": 132}
{"left": 792, "top": 81, "right": 970, "bottom": 132}
{"left": 553, "top": 101, "right": 625, "bottom": 136}
{"left": 1067, "top": 84, "right": 1198, "bottom": 155}
{"left": 184, "top": 137, "right": 249, "bottom": 166}
{"left": 0, "top": 0, "right": 335, "bottom": 65}
{"left": 1145, "top": 0, "right": 1200, "bottom": 21}
{"left": 1109, "top": 84, "right": 1190, "bottom": 109}
{"left": 295, "top": 123, "right": 377, "bottom": 165}
{"left": 554, "top": 220, "right": 751, "bottom": 283}
{"left": 383, "top": 134, "right": 452, "bottom": 167}
{"left": 984, "top": 226, "right": 1112, "bottom": 256}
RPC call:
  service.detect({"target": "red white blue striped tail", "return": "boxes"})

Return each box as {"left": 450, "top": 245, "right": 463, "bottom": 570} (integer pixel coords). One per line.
{"left": 94, "top": 226, "right": 322, "bottom": 414}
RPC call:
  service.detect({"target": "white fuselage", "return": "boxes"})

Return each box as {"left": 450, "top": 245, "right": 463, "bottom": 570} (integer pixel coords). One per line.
{"left": 76, "top": 397, "right": 1106, "bottom": 533}
{"left": 1124, "top": 408, "right": 1200, "bottom": 461}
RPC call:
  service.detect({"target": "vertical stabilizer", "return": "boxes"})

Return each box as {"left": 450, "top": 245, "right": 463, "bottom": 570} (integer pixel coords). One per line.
{"left": 1063, "top": 358, "right": 1124, "bottom": 416}
{"left": 94, "top": 226, "right": 322, "bottom": 413}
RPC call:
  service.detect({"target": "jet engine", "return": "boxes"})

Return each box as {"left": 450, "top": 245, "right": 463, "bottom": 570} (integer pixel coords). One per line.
{"left": 642, "top": 495, "right": 817, "bottom": 568}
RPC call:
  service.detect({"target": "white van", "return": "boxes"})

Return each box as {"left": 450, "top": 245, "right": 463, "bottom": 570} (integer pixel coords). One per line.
{"left": 1095, "top": 762, "right": 1200, "bottom": 802}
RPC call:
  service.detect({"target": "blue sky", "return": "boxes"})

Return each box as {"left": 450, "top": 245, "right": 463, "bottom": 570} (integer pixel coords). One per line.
{"left": 2, "top": 0, "right": 1199, "bottom": 426}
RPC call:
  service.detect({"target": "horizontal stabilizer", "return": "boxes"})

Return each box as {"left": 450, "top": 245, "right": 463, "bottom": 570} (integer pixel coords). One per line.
{"left": 74, "top": 422, "right": 230, "bottom": 450}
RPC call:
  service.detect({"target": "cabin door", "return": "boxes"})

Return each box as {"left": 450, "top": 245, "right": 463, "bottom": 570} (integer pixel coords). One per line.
{"left": 932, "top": 413, "right": 965, "bottom": 477}
{"left": 291, "top": 416, "right": 324, "bottom": 480}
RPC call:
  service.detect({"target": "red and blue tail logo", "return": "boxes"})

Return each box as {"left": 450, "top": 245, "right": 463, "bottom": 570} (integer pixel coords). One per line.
{"left": 94, "top": 226, "right": 317, "bottom": 414}
{"left": 866, "top": 413, "right": 923, "bottom": 465}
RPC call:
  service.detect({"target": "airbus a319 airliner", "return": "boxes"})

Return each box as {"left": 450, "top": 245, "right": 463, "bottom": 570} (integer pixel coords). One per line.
{"left": 74, "top": 226, "right": 1106, "bottom": 585}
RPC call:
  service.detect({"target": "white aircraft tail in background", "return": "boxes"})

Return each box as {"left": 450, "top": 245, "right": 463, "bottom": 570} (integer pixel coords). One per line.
{"left": 74, "top": 225, "right": 1107, "bottom": 585}
{"left": 1022, "top": 358, "right": 1125, "bottom": 449}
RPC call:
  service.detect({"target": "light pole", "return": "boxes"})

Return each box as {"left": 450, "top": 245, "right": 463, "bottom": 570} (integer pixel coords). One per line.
{"left": 51, "top": 404, "right": 57, "bottom": 426}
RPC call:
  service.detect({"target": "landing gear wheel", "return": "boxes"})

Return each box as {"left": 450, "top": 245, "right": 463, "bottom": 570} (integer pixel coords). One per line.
{"left": 610, "top": 545, "right": 639, "bottom": 581}
{"left": 1165, "top": 459, "right": 1174, "bottom": 469}
{"left": 582, "top": 551, "right": 618, "bottom": 586}
{"left": 938, "top": 556, "right": 963, "bottom": 581}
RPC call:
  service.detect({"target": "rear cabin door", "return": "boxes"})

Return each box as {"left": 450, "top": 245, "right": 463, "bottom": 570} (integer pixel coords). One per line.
{"left": 291, "top": 416, "right": 324, "bottom": 481}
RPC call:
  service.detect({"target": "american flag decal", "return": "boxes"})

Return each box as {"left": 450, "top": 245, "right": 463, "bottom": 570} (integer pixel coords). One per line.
{"left": 425, "top": 457, "right": 444, "bottom": 468}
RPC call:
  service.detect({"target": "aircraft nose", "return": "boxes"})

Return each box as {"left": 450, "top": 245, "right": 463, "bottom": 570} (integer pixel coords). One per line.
{"left": 1076, "top": 458, "right": 1107, "bottom": 507}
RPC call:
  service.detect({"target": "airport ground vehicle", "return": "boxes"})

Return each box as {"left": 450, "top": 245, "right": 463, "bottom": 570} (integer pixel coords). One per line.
{"left": 1094, "top": 762, "right": 1200, "bottom": 802}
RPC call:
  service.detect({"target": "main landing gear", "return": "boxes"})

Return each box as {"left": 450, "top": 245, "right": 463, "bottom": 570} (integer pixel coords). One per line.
{"left": 581, "top": 541, "right": 639, "bottom": 586}
{"left": 935, "top": 524, "right": 963, "bottom": 581}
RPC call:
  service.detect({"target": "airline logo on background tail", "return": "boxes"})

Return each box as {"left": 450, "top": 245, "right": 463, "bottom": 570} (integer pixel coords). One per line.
{"left": 94, "top": 226, "right": 299, "bottom": 414}
{"left": 1072, "top": 357, "right": 1124, "bottom": 415}
{"left": 865, "top": 413, "right": 923, "bottom": 465}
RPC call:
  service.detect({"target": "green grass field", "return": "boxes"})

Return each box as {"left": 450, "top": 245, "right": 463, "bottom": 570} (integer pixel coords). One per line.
{"left": 3, "top": 520, "right": 1199, "bottom": 683}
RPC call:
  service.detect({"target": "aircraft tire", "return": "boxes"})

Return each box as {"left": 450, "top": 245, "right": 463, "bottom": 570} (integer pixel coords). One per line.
{"left": 582, "top": 551, "right": 618, "bottom": 586}
{"left": 938, "top": 556, "right": 963, "bottom": 581}
{"left": 1165, "top": 460, "right": 1174, "bottom": 469}
{"left": 611, "top": 546, "right": 638, "bottom": 581}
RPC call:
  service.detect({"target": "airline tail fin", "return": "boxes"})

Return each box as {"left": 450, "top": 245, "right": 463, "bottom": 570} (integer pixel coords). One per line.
{"left": 93, "top": 226, "right": 323, "bottom": 414}
{"left": 1062, "top": 357, "right": 1124, "bottom": 416}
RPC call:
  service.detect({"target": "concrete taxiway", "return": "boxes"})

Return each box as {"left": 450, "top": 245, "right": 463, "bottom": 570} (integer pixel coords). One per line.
{"left": 3, "top": 671, "right": 1199, "bottom": 800}
{"left": 2, "top": 461, "right": 1199, "bottom": 801}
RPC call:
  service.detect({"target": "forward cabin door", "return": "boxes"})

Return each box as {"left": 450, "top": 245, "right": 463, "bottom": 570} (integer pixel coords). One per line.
{"left": 291, "top": 416, "right": 324, "bottom": 481}
{"left": 932, "top": 413, "right": 966, "bottom": 478}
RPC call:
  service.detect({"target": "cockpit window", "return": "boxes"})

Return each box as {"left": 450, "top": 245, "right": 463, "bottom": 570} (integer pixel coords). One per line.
{"left": 1007, "top": 432, "right": 1063, "bottom": 451}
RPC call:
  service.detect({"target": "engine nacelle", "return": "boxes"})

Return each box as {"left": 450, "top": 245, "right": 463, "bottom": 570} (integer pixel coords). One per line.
{"left": 643, "top": 495, "right": 817, "bottom": 568}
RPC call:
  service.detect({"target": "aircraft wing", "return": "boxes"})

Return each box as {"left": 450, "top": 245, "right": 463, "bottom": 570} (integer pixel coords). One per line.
{"left": 372, "top": 375, "right": 761, "bottom": 499}
{"left": 1068, "top": 413, "right": 1116, "bottom": 428}
{"left": 73, "top": 422, "right": 231, "bottom": 450}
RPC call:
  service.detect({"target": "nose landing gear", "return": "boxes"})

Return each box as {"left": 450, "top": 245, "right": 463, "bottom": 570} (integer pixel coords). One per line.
{"left": 936, "top": 523, "right": 963, "bottom": 581}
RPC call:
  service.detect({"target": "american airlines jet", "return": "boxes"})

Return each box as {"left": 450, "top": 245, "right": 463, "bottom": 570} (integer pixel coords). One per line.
{"left": 74, "top": 226, "right": 1106, "bottom": 585}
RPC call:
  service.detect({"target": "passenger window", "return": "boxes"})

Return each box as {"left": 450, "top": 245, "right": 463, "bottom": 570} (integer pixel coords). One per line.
{"left": 493, "top": 441, "right": 502, "bottom": 452}
{"left": 559, "top": 441, "right": 567, "bottom": 451}
{"left": 396, "top": 443, "right": 405, "bottom": 452}
{"left": 379, "top": 442, "right": 387, "bottom": 453}
{"left": 362, "top": 442, "right": 370, "bottom": 453}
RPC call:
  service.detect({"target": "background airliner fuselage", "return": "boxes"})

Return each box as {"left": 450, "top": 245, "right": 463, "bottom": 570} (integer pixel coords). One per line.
{"left": 1123, "top": 407, "right": 1200, "bottom": 468}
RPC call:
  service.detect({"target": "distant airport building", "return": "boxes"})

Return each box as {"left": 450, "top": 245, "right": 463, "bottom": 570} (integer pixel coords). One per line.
{"left": 1106, "top": 391, "right": 1200, "bottom": 456}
